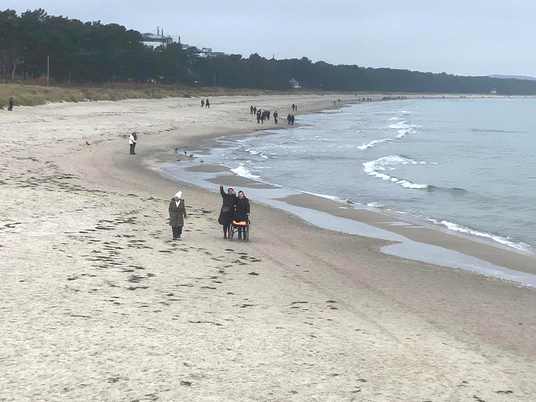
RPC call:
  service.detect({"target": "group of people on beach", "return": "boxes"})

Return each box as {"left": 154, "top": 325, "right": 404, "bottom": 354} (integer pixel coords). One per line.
{"left": 167, "top": 185, "right": 250, "bottom": 241}
{"left": 218, "top": 184, "right": 250, "bottom": 240}
{"left": 200, "top": 98, "right": 210, "bottom": 108}
{"left": 250, "top": 104, "right": 299, "bottom": 126}
{"left": 250, "top": 106, "right": 279, "bottom": 125}
{"left": 287, "top": 114, "right": 295, "bottom": 125}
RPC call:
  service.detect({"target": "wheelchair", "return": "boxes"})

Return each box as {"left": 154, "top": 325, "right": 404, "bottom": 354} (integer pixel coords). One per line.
{"left": 229, "top": 219, "right": 250, "bottom": 241}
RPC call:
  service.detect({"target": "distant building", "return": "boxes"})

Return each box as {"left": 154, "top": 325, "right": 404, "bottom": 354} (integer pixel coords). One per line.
{"left": 141, "top": 27, "right": 180, "bottom": 49}
{"left": 198, "top": 47, "right": 226, "bottom": 58}
{"left": 490, "top": 88, "right": 497, "bottom": 95}
{"left": 290, "top": 78, "right": 301, "bottom": 89}
{"left": 140, "top": 29, "right": 225, "bottom": 56}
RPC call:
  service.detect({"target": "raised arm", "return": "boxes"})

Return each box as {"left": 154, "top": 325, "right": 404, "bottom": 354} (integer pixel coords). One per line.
{"left": 220, "top": 184, "right": 226, "bottom": 198}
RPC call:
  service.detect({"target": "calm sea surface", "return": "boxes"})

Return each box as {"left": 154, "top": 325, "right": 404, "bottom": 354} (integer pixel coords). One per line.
{"left": 204, "top": 98, "right": 536, "bottom": 252}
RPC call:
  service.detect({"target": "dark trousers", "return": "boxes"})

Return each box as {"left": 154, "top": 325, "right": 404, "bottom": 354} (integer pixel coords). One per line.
{"left": 238, "top": 227, "right": 246, "bottom": 239}
{"left": 130, "top": 143, "right": 136, "bottom": 154}
{"left": 8, "top": 104, "right": 13, "bottom": 111}
{"left": 223, "top": 224, "right": 231, "bottom": 237}
{"left": 172, "top": 226, "right": 183, "bottom": 238}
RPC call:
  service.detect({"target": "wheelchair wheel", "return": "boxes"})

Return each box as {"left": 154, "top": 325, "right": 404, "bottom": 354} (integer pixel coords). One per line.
{"left": 229, "top": 225, "right": 235, "bottom": 240}
{"left": 245, "top": 223, "right": 250, "bottom": 242}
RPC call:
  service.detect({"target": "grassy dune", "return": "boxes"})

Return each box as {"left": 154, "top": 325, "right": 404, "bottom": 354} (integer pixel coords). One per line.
{"left": 0, "top": 83, "right": 285, "bottom": 109}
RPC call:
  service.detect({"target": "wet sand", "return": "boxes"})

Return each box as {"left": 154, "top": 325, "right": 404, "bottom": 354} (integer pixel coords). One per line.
{"left": 1, "top": 94, "right": 536, "bottom": 401}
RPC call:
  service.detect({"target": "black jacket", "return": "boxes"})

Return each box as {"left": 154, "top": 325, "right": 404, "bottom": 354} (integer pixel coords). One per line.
{"left": 218, "top": 187, "right": 235, "bottom": 225}
{"left": 234, "top": 197, "right": 250, "bottom": 222}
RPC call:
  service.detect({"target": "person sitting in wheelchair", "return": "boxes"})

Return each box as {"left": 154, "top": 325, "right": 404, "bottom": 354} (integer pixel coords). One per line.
{"left": 233, "top": 191, "right": 250, "bottom": 240}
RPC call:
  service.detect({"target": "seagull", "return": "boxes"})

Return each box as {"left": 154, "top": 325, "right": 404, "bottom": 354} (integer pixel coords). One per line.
{"left": 344, "top": 198, "right": 355, "bottom": 205}
{"left": 184, "top": 151, "right": 187, "bottom": 155}
{"left": 200, "top": 160, "right": 204, "bottom": 163}
{"left": 85, "top": 141, "right": 90, "bottom": 145}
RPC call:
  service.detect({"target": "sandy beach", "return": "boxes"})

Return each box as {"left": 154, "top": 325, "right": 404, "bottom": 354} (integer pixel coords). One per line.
{"left": 1, "top": 94, "right": 535, "bottom": 401}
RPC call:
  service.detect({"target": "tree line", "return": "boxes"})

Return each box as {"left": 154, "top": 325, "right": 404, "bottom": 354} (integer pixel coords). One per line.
{"left": 2, "top": 8, "right": 536, "bottom": 95}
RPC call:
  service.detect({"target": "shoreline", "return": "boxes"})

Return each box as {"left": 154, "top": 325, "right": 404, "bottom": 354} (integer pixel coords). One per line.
{"left": 2, "top": 94, "right": 536, "bottom": 400}
{"left": 152, "top": 105, "right": 536, "bottom": 286}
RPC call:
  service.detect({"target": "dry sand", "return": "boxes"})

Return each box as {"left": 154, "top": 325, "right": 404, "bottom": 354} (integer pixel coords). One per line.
{"left": 1, "top": 94, "right": 535, "bottom": 402}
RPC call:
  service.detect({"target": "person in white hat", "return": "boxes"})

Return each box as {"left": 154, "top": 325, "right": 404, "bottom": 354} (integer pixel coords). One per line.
{"left": 169, "top": 191, "right": 187, "bottom": 239}
{"left": 129, "top": 132, "right": 137, "bottom": 155}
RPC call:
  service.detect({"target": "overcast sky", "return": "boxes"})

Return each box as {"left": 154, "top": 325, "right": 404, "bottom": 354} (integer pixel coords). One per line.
{"left": 3, "top": 0, "right": 535, "bottom": 77}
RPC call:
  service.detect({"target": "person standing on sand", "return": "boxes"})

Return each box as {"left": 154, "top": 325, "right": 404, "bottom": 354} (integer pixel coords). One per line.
{"left": 8, "top": 97, "right": 14, "bottom": 111}
{"left": 287, "top": 114, "right": 292, "bottom": 125}
{"left": 250, "top": 105, "right": 254, "bottom": 114}
{"left": 273, "top": 111, "right": 278, "bottom": 124}
{"left": 218, "top": 184, "right": 236, "bottom": 239}
{"left": 206, "top": 99, "right": 210, "bottom": 108}
{"left": 201, "top": 99, "right": 205, "bottom": 107}
{"left": 256, "top": 109, "right": 262, "bottom": 124}
{"left": 129, "top": 132, "right": 137, "bottom": 155}
{"left": 234, "top": 191, "right": 250, "bottom": 240}
{"left": 169, "top": 191, "right": 187, "bottom": 240}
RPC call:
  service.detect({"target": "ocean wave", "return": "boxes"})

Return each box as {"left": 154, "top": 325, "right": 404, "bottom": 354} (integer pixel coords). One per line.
{"left": 357, "top": 138, "right": 392, "bottom": 150}
{"left": 363, "top": 155, "right": 428, "bottom": 190}
{"left": 426, "top": 185, "right": 468, "bottom": 195}
{"left": 301, "top": 191, "right": 341, "bottom": 201}
{"left": 470, "top": 128, "right": 525, "bottom": 134}
{"left": 246, "top": 148, "right": 260, "bottom": 155}
{"left": 231, "top": 165, "right": 260, "bottom": 179}
{"left": 388, "top": 121, "right": 409, "bottom": 130}
{"left": 428, "top": 219, "right": 532, "bottom": 252}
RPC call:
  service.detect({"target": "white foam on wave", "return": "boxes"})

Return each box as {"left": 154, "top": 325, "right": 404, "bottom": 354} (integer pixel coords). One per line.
{"left": 389, "top": 120, "right": 409, "bottom": 130}
{"left": 357, "top": 138, "right": 392, "bottom": 150}
{"left": 246, "top": 148, "right": 260, "bottom": 155}
{"left": 428, "top": 219, "right": 532, "bottom": 252}
{"left": 301, "top": 191, "right": 341, "bottom": 201}
{"left": 389, "top": 120, "right": 419, "bottom": 138}
{"left": 231, "top": 165, "right": 260, "bottom": 180}
{"left": 363, "top": 155, "right": 428, "bottom": 190}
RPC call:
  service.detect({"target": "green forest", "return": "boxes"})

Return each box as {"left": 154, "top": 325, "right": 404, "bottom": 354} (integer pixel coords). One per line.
{"left": 2, "top": 8, "right": 536, "bottom": 94}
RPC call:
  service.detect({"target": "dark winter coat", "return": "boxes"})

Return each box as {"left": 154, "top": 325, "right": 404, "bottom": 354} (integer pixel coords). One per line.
{"left": 169, "top": 199, "right": 187, "bottom": 227}
{"left": 218, "top": 187, "right": 235, "bottom": 226}
{"left": 234, "top": 197, "right": 250, "bottom": 222}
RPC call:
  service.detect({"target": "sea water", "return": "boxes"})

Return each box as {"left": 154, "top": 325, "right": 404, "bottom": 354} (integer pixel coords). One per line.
{"left": 204, "top": 98, "right": 536, "bottom": 253}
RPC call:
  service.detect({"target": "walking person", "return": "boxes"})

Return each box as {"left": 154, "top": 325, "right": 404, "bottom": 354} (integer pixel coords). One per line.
{"left": 287, "top": 114, "right": 292, "bottom": 125}
{"left": 218, "top": 184, "right": 236, "bottom": 239}
{"left": 201, "top": 99, "right": 205, "bottom": 107}
{"left": 256, "top": 109, "right": 262, "bottom": 124}
{"left": 273, "top": 111, "right": 278, "bottom": 124}
{"left": 206, "top": 98, "right": 210, "bottom": 108}
{"left": 8, "top": 97, "right": 14, "bottom": 111}
{"left": 169, "top": 191, "right": 187, "bottom": 240}
{"left": 129, "top": 132, "right": 137, "bottom": 155}
{"left": 234, "top": 191, "right": 250, "bottom": 240}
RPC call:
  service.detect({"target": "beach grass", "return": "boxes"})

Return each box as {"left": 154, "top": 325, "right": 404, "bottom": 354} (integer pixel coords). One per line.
{"left": 0, "top": 83, "right": 302, "bottom": 109}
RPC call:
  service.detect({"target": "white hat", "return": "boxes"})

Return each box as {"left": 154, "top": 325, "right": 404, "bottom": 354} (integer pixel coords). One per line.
{"left": 174, "top": 191, "right": 182, "bottom": 199}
